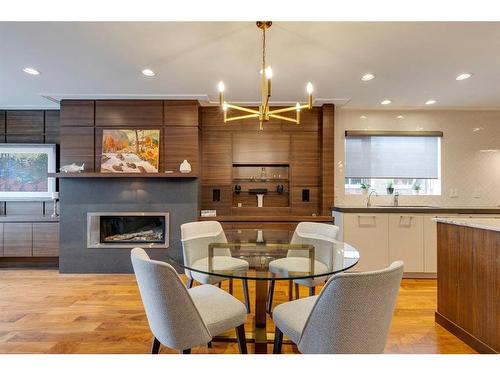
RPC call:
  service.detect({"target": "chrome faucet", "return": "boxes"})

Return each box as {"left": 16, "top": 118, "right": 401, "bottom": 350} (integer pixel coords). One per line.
{"left": 394, "top": 191, "right": 400, "bottom": 207}
{"left": 366, "top": 190, "right": 378, "bottom": 207}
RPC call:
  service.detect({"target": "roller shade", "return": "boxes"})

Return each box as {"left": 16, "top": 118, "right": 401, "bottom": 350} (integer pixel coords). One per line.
{"left": 345, "top": 133, "right": 440, "bottom": 179}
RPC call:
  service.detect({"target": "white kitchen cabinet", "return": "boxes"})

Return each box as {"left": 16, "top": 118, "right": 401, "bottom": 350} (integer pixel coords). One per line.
{"left": 343, "top": 213, "right": 389, "bottom": 272}
{"left": 388, "top": 214, "right": 424, "bottom": 272}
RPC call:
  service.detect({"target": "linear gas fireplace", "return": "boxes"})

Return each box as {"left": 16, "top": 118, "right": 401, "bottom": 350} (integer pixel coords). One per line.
{"left": 87, "top": 212, "right": 170, "bottom": 248}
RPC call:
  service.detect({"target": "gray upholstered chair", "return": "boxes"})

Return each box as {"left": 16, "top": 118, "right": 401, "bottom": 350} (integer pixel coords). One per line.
{"left": 181, "top": 221, "right": 251, "bottom": 312}
{"left": 272, "top": 261, "right": 404, "bottom": 354}
{"left": 131, "top": 248, "right": 248, "bottom": 354}
{"left": 267, "top": 222, "right": 340, "bottom": 312}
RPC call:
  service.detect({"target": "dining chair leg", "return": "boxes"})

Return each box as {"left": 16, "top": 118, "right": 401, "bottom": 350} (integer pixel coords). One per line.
{"left": 309, "top": 286, "right": 315, "bottom": 296}
{"left": 182, "top": 348, "right": 191, "bottom": 354}
{"left": 217, "top": 282, "right": 222, "bottom": 288}
{"left": 266, "top": 279, "right": 275, "bottom": 314}
{"left": 186, "top": 278, "right": 194, "bottom": 289}
{"left": 273, "top": 327, "right": 283, "bottom": 354}
{"left": 288, "top": 280, "right": 293, "bottom": 301}
{"left": 229, "top": 279, "right": 234, "bottom": 295}
{"left": 151, "top": 336, "right": 160, "bottom": 354}
{"left": 295, "top": 283, "right": 300, "bottom": 299}
{"left": 207, "top": 341, "right": 212, "bottom": 348}
{"left": 235, "top": 324, "right": 248, "bottom": 354}
{"left": 242, "top": 279, "right": 251, "bottom": 313}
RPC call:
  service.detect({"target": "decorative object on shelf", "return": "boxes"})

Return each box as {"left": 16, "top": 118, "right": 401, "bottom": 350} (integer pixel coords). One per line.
{"left": 200, "top": 210, "right": 217, "bottom": 217}
{"left": 234, "top": 184, "right": 242, "bottom": 194}
{"left": 276, "top": 184, "right": 284, "bottom": 194}
{"left": 0, "top": 144, "right": 56, "bottom": 199}
{"left": 60, "top": 163, "right": 85, "bottom": 173}
{"left": 100, "top": 129, "right": 160, "bottom": 173}
{"left": 386, "top": 181, "right": 394, "bottom": 195}
{"left": 260, "top": 167, "right": 267, "bottom": 181}
{"left": 217, "top": 21, "right": 314, "bottom": 130}
{"left": 179, "top": 159, "right": 192, "bottom": 174}
{"left": 249, "top": 188, "right": 268, "bottom": 208}
{"left": 360, "top": 183, "right": 371, "bottom": 195}
{"left": 164, "top": 170, "right": 174, "bottom": 174}
{"left": 51, "top": 192, "right": 59, "bottom": 218}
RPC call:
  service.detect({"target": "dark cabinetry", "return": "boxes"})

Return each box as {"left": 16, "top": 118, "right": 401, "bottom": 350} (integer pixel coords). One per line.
{"left": 0, "top": 221, "right": 59, "bottom": 258}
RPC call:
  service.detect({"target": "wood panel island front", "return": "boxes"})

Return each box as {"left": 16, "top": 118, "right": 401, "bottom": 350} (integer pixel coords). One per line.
{"left": 434, "top": 217, "right": 499, "bottom": 353}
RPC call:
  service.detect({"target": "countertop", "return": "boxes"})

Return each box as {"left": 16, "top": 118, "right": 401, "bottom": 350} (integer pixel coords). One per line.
{"left": 434, "top": 217, "right": 500, "bottom": 232}
{"left": 332, "top": 205, "right": 500, "bottom": 214}
{"left": 198, "top": 215, "right": 333, "bottom": 222}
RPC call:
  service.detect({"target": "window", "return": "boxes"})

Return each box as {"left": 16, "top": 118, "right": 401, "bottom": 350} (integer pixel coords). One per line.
{"left": 344, "top": 131, "right": 442, "bottom": 195}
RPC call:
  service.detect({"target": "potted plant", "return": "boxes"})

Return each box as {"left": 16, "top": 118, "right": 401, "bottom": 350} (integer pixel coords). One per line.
{"left": 360, "top": 183, "right": 371, "bottom": 195}
{"left": 412, "top": 181, "right": 422, "bottom": 194}
{"left": 386, "top": 181, "right": 395, "bottom": 195}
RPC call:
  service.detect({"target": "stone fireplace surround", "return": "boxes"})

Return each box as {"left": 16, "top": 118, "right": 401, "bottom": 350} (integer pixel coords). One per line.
{"left": 59, "top": 178, "right": 198, "bottom": 273}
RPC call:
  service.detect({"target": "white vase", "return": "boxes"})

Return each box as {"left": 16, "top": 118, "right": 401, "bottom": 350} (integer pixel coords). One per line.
{"left": 179, "top": 160, "right": 192, "bottom": 173}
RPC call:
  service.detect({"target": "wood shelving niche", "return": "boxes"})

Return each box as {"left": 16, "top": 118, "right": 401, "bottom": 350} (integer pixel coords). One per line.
{"left": 232, "top": 164, "right": 290, "bottom": 209}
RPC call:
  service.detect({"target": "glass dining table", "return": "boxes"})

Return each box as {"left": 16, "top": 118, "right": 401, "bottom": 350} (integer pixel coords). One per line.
{"left": 166, "top": 228, "right": 360, "bottom": 354}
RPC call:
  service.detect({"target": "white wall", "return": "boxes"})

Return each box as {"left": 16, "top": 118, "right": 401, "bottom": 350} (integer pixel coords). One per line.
{"left": 334, "top": 109, "right": 500, "bottom": 207}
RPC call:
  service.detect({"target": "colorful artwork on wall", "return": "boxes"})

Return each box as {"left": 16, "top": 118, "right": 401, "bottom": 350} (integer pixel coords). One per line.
{"left": 100, "top": 129, "right": 160, "bottom": 173}
{"left": 0, "top": 144, "right": 56, "bottom": 199}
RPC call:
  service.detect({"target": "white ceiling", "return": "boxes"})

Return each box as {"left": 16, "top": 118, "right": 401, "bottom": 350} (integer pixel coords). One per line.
{"left": 1, "top": 22, "right": 500, "bottom": 109}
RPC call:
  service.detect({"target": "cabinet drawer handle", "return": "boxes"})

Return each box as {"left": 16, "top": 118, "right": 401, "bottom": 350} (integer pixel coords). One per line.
{"left": 399, "top": 215, "right": 413, "bottom": 226}
{"left": 357, "top": 215, "right": 376, "bottom": 227}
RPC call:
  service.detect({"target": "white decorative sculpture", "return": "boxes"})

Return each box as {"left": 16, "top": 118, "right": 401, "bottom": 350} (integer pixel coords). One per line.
{"left": 256, "top": 194, "right": 264, "bottom": 208}
{"left": 60, "top": 163, "right": 85, "bottom": 173}
{"left": 179, "top": 160, "right": 192, "bottom": 173}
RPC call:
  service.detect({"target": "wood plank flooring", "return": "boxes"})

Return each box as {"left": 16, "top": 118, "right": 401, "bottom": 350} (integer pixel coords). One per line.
{"left": 0, "top": 270, "right": 475, "bottom": 354}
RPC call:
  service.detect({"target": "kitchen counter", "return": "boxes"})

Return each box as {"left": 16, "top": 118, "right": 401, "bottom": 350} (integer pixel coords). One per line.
{"left": 434, "top": 217, "right": 500, "bottom": 232}
{"left": 332, "top": 205, "right": 500, "bottom": 214}
{"left": 435, "top": 217, "right": 500, "bottom": 353}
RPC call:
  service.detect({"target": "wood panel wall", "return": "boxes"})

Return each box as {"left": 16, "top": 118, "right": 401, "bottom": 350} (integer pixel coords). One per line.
{"left": 59, "top": 100, "right": 200, "bottom": 175}
{"left": 199, "top": 105, "right": 334, "bottom": 217}
{"left": 0, "top": 109, "right": 60, "bottom": 216}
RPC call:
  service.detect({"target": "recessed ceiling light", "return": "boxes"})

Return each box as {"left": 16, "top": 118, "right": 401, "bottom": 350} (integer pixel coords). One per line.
{"left": 141, "top": 68, "right": 155, "bottom": 77}
{"left": 425, "top": 99, "right": 437, "bottom": 105}
{"left": 381, "top": 99, "right": 392, "bottom": 105}
{"left": 397, "top": 115, "right": 404, "bottom": 119}
{"left": 456, "top": 73, "right": 472, "bottom": 81}
{"left": 360, "top": 115, "right": 367, "bottom": 119}
{"left": 23, "top": 67, "right": 40, "bottom": 75}
{"left": 361, "top": 73, "right": 375, "bottom": 81}
{"left": 472, "top": 127, "right": 484, "bottom": 133}
{"left": 479, "top": 149, "right": 498, "bottom": 153}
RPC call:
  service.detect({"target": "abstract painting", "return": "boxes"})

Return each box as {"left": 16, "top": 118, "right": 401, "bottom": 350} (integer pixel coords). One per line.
{"left": 0, "top": 144, "right": 56, "bottom": 199}
{"left": 100, "top": 129, "right": 160, "bottom": 173}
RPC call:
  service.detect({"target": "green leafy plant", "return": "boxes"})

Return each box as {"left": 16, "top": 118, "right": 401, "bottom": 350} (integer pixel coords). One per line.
{"left": 412, "top": 181, "right": 422, "bottom": 191}
{"left": 360, "top": 183, "right": 371, "bottom": 190}
{"left": 386, "top": 181, "right": 394, "bottom": 188}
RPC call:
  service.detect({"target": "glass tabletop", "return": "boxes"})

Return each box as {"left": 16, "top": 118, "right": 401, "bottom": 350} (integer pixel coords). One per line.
{"left": 166, "top": 228, "right": 359, "bottom": 281}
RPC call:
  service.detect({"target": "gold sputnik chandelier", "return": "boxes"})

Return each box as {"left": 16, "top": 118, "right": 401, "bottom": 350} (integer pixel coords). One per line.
{"left": 217, "top": 21, "right": 314, "bottom": 130}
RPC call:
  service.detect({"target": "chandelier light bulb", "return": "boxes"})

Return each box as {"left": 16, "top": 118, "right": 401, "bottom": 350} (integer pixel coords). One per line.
{"left": 222, "top": 102, "right": 228, "bottom": 112}
{"left": 218, "top": 81, "right": 225, "bottom": 93}
{"left": 295, "top": 102, "right": 301, "bottom": 112}
{"left": 265, "top": 66, "right": 273, "bottom": 79}
{"left": 306, "top": 82, "right": 314, "bottom": 94}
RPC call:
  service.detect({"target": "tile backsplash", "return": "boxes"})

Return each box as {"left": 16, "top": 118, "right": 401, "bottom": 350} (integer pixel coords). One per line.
{"left": 334, "top": 109, "right": 500, "bottom": 207}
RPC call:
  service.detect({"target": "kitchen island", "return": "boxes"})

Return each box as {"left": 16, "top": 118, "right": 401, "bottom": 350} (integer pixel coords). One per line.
{"left": 434, "top": 217, "right": 499, "bottom": 353}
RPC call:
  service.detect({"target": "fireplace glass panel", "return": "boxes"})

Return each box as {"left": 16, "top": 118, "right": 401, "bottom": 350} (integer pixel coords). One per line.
{"left": 99, "top": 216, "right": 165, "bottom": 244}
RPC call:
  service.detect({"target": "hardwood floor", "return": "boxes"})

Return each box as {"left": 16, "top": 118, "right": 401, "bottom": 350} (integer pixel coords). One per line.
{"left": 0, "top": 270, "right": 475, "bottom": 354}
